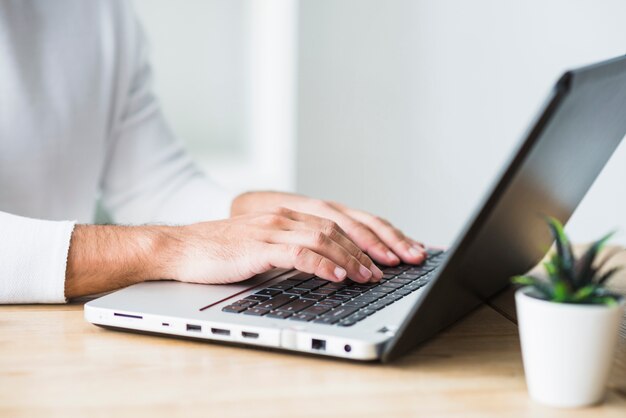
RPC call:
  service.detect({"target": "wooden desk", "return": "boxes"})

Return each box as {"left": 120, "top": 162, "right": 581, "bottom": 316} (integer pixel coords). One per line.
{"left": 1, "top": 249, "right": 625, "bottom": 417}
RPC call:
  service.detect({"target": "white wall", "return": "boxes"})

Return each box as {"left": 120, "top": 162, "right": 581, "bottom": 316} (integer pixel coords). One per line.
{"left": 134, "top": 0, "right": 626, "bottom": 246}
{"left": 133, "top": 0, "right": 297, "bottom": 192}
{"left": 297, "top": 0, "right": 626, "bottom": 246}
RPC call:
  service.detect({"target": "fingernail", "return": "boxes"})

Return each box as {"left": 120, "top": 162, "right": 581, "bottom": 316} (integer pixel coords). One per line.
{"left": 334, "top": 266, "right": 347, "bottom": 280}
{"left": 409, "top": 246, "right": 423, "bottom": 258}
{"left": 387, "top": 251, "right": 399, "bottom": 262}
{"left": 372, "top": 265, "right": 383, "bottom": 279}
{"left": 359, "top": 265, "right": 373, "bottom": 280}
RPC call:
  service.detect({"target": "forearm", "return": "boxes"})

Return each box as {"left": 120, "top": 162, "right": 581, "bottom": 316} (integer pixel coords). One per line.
{"left": 64, "top": 224, "right": 174, "bottom": 299}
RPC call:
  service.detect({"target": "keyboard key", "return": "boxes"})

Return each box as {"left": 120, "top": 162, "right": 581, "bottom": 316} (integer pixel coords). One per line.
{"left": 232, "top": 299, "right": 258, "bottom": 308}
{"left": 378, "top": 297, "right": 397, "bottom": 305}
{"left": 320, "top": 282, "right": 347, "bottom": 290}
{"left": 308, "top": 288, "right": 336, "bottom": 296}
{"left": 337, "top": 320, "right": 357, "bottom": 327}
{"left": 301, "top": 305, "right": 332, "bottom": 316}
{"left": 342, "top": 300, "right": 370, "bottom": 309}
{"left": 344, "top": 312, "right": 369, "bottom": 322}
{"left": 255, "top": 289, "right": 282, "bottom": 297}
{"left": 382, "top": 273, "right": 397, "bottom": 279}
{"left": 368, "top": 302, "right": 387, "bottom": 311}
{"left": 380, "top": 282, "right": 403, "bottom": 289}
{"left": 317, "top": 306, "right": 359, "bottom": 322}
{"left": 401, "top": 272, "right": 423, "bottom": 279}
{"left": 222, "top": 304, "right": 248, "bottom": 313}
{"left": 277, "top": 298, "right": 316, "bottom": 313}
{"left": 287, "top": 273, "right": 315, "bottom": 283}
{"left": 366, "top": 291, "right": 389, "bottom": 298}
{"left": 389, "top": 277, "right": 413, "bottom": 285}
{"left": 346, "top": 285, "right": 370, "bottom": 292}
{"left": 283, "top": 277, "right": 311, "bottom": 285}
{"left": 351, "top": 295, "right": 379, "bottom": 304}
{"left": 300, "top": 293, "right": 327, "bottom": 301}
{"left": 267, "top": 282, "right": 296, "bottom": 291}
{"left": 256, "top": 294, "right": 298, "bottom": 310}
{"left": 266, "top": 310, "right": 293, "bottom": 319}
{"left": 361, "top": 308, "right": 377, "bottom": 316}
{"left": 294, "top": 279, "right": 327, "bottom": 290}
{"left": 315, "top": 300, "right": 342, "bottom": 309}
{"left": 290, "top": 313, "right": 316, "bottom": 322}
{"left": 396, "top": 289, "right": 412, "bottom": 296}
{"left": 376, "top": 286, "right": 398, "bottom": 294}
{"left": 312, "top": 316, "right": 336, "bottom": 325}
{"left": 325, "top": 295, "right": 351, "bottom": 302}
{"left": 243, "top": 308, "right": 270, "bottom": 316}
{"left": 404, "top": 283, "right": 424, "bottom": 291}
{"left": 243, "top": 295, "right": 270, "bottom": 302}
{"left": 334, "top": 290, "right": 360, "bottom": 297}
{"left": 283, "top": 288, "right": 309, "bottom": 295}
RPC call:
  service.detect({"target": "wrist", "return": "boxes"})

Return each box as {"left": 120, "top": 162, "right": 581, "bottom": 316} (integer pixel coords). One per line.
{"left": 65, "top": 224, "right": 178, "bottom": 299}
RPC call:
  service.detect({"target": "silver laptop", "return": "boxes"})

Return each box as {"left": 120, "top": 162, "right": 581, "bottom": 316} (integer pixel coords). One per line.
{"left": 85, "top": 55, "right": 626, "bottom": 362}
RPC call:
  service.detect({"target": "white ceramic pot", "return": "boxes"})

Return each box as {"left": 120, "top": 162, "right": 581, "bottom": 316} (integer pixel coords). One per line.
{"left": 515, "top": 288, "right": 625, "bottom": 408}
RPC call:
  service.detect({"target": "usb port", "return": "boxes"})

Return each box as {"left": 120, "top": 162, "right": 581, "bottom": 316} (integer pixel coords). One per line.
{"left": 311, "top": 339, "right": 326, "bottom": 351}
{"left": 186, "top": 324, "right": 202, "bottom": 332}
{"left": 211, "top": 328, "right": 231, "bottom": 336}
{"left": 242, "top": 331, "right": 259, "bottom": 339}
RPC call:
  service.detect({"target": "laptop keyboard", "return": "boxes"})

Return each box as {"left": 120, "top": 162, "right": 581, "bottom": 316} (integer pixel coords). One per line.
{"left": 221, "top": 249, "right": 445, "bottom": 327}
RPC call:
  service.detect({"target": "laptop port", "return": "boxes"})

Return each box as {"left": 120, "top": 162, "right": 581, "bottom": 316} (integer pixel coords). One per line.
{"left": 242, "top": 331, "right": 259, "bottom": 339}
{"left": 311, "top": 339, "right": 326, "bottom": 351}
{"left": 186, "top": 324, "right": 202, "bottom": 332}
{"left": 211, "top": 328, "right": 231, "bottom": 336}
{"left": 113, "top": 312, "right": 142, "bottom": 319}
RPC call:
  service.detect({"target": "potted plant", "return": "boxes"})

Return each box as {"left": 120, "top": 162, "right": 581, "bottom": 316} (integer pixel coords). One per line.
{"left": 512, "top": 217, "right": 625, "bottom": 408}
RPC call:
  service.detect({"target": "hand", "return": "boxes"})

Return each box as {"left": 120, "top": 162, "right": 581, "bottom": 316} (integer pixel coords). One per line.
{"left": 231, "top": 192, "right": 426, "bottom": 266}
{"left": 65, "top": 209, "right": 383, "bottom": 299}
{"left": 163, "top": 207, "right": 384, "bottom": 285}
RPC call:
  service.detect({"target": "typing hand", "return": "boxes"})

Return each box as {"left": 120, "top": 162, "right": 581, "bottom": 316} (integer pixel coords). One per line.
{"left": 230, "top": 191, "right": 426, "bottom": 266}
{"left": 164, "top": 208, "right": 384, "bottom": 285}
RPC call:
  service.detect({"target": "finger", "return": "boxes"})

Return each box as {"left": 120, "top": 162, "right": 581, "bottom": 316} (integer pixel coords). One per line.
{"left": 340, "top": 216, "right": 401, "bottom": 266}
{"left": 346, "top": 210, "right": 426, "bottom": 264}
{"left": 279, "top": 211, "right": 383, "bottom": 280}
{"left": 265, "top": 243, "right": 349, "bottom": 283}
{"left": 265, "top": 230, "right": 376, "bottom": 283}
{"left": 270, "top": 206, "right": 398, "bottom": 266}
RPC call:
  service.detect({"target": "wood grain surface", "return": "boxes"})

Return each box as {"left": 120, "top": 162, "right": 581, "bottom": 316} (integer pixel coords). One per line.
{"left": 1, "top": 247, "right": 624, "bottom": 417}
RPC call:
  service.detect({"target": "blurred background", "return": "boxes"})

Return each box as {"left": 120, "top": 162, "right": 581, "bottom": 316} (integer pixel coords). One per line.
{"left": 133, "top": 0, "right": 626, "bottom": 247}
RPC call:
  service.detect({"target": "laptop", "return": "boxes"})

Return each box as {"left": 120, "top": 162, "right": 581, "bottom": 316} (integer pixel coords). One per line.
{"left": 85, "top": 55, "right": 626, "bottom": 362}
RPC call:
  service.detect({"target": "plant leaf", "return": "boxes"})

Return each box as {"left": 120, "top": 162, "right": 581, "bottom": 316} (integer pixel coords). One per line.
{"left": 596, "top": 266, "right": 622, "bottom": 285}
{"left": 546, "top": 217, "right": 575, "bottom": 289}
{"left": 511, "top": 275, "right": 552, "bottom": 299}
{"left": 590, "top": 296, "right": 620, "bottom": 307}
{"left": 552, "top": 280, "right": 568, "bottom": 302}
{"left": 572, "top": 284, "right": 597, "bottom": 302}
{"left": 574, "top": 231, "right": 616, "bottom": 287}
{"left": 543, "top": 259, "right": 559, "bottom": 284}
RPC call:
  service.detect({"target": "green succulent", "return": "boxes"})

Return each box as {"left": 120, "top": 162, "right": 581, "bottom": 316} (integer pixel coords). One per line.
{"left": 512, "top": 217, "right": 622, "bottom": 306}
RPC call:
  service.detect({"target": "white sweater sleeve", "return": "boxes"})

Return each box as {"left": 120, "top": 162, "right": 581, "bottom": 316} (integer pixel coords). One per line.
{"left": 99, "top": 4, "right": 237, "bottom": 225}
{"left": 0, "top": 211, "right": 75, "bottom": 304}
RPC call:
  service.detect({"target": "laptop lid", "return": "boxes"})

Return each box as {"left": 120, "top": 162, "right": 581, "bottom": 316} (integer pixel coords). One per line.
{"left": 383, "top": 55, "right": 626, "bottom": 362}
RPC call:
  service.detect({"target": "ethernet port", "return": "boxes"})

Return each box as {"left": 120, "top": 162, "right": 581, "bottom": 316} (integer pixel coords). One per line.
{"left": 311, "top": 339, "right": 326, "bottom": 351}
